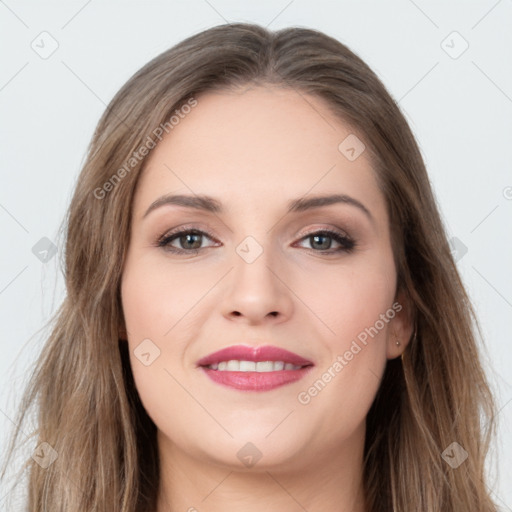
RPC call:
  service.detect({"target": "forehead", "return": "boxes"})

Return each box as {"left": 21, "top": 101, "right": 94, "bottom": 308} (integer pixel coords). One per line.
{"left": 134, "top": 86, "right": 385, "bottom": 220}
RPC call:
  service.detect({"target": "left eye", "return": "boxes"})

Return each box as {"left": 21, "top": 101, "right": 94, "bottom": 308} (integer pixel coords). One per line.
{"left": 157, "top": 228, "right": 355, "bottom": 254}
{"left": 295, "top": 230, "right": 355, "bottom": 252}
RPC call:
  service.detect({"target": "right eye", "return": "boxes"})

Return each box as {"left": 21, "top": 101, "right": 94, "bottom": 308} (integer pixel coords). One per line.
{"left": 156, "top": 227, "right": 220, "bottom": 254}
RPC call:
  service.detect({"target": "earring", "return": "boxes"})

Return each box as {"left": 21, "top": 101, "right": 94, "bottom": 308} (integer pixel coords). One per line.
{"left": 395, "top": 338, "right": 401, "bottom": 346}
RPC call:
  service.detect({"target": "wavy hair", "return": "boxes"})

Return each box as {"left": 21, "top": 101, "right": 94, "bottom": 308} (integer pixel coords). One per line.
{"left": 1, "top": 22, "right": 499, "bottom": 511}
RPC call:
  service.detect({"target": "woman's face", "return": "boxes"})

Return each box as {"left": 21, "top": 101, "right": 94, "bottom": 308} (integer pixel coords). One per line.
{"left": 120, "top": 85, "right": 410, "bottom": 472}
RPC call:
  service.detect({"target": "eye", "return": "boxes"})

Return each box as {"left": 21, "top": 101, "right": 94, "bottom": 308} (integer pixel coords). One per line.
{"left": 157, "top": 227, "right": 219, "bottom": 254}
{"left": 295, "top": 229, "right": 356, "bottom": 254}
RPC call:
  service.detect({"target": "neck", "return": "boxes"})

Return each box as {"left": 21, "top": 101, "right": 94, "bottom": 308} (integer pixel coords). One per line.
{"left": 155, "top": 426, "right": 367, "bottom": 512}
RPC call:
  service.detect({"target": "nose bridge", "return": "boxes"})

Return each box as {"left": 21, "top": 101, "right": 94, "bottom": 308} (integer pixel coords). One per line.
{"left": 233, "top": 232, "right": 279, "bottom": 290}
{"left": 229, "top": 203, "right": 280, "bottom": 268}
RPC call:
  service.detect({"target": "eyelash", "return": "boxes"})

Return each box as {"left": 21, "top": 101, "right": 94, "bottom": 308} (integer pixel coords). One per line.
{"left": 156, "top": 225, "right": 356, "bottom": 256}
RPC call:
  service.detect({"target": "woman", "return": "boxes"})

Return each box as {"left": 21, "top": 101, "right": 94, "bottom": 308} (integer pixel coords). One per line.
{"left": 1, "top": 22, "right": 499, "bottom": 511}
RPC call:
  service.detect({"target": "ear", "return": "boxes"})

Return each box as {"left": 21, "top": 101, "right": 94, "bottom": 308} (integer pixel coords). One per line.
{"left": 386, "top": 287, "right": 415, "bottom": 360}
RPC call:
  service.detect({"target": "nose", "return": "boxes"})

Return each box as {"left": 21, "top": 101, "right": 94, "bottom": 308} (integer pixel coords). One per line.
{"left": 220, "top": 240, "right": 294, "bottom": 325}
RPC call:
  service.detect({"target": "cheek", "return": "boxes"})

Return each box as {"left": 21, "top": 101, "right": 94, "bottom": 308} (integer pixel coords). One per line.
{"left": 121, "top": 264, "right": 192, "bottom": 441}
{"left": 303, "top": 253, "right": 396, "bottom": 346}
{"left": 299, "top": 252, "right": 396, "bottom": 406}
{"left": 294, "top": 254, "right": 396, "bottom": 417}
{"left": 120, "top": 254, "right": 218, "bottom": 434}
{"left": 120, "top": 254, "right": 209, "bottom": 342}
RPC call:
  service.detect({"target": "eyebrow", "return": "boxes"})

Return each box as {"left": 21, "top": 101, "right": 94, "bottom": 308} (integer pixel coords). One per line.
{"left": 143, "top": 193, "right": 374, "bottom": 223}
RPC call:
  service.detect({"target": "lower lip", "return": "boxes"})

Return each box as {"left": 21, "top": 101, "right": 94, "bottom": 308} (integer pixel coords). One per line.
{"left": 199, "top": 366, "right": 314, "bottom": 391}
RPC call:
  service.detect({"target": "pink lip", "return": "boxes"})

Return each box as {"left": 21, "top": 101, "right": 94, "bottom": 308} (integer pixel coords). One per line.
{"left": 196, "top": 344, "right": 314, "bottom": 392}
{"left": 200, "top": 366, "right": 314, "bottom": 391}
{"left": 196, "top": 344, "right": 314, "bottom": 367}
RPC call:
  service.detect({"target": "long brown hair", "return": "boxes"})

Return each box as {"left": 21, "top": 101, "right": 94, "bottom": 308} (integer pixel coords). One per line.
{"left": 1, "top": 22, "right": 499, "bottom": 511}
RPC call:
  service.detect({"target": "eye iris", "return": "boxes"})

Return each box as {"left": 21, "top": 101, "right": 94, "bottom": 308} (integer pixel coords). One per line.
{"left": 311, "top": 234, "right": 331, "bottom": 250}
{"left": 180, "top": 232, "right": 202, "bottom": 249}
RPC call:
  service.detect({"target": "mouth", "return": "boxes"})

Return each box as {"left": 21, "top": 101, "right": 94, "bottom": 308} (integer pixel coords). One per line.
{"left": 196, "top": 344, "right": 314, "bottom": 392}
{"left": 205, "top": 360, "right": 305, "bottom": 371}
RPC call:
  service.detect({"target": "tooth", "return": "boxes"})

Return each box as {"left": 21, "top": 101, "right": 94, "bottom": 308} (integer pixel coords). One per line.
{"left": 255, "top": 361, "right": 275, "bottom": 372}
{"left": 210, "top": 360, "right": 302, "bottom": 371}
{"left": 226, "top": 360, "right": 239, "bottom": 371}
{"left": 239, "top": 360, "right": 256, "bottom": 372}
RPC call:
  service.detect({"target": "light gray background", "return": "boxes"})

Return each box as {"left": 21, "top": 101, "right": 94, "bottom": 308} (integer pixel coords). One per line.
{"left": 1, "top": 0, "right": 511, "bottom": 509}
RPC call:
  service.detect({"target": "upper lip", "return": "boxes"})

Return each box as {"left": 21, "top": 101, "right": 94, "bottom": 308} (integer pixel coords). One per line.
{"left": 196, "top": 345, "right": 314, "bottom": 367}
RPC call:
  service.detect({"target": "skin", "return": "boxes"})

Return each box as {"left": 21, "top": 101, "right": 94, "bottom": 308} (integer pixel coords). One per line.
{"left": 120, "top": 85, "right": 413, "bottom": 512}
